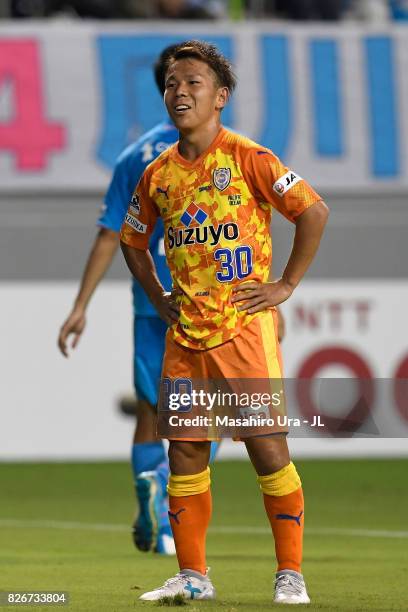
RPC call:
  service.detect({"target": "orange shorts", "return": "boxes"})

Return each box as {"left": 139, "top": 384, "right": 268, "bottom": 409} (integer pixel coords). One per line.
{"left": 157, "top": 310, "right": 287, "bottom": 440}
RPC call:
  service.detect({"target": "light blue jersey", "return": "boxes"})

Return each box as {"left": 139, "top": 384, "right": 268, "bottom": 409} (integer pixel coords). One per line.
{"left": 98, "top": 120, "right": 178, "bottom": 316}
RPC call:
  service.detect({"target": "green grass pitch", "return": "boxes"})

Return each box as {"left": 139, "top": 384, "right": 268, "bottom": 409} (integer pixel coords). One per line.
{"left": 1, "top": 458, "right": 407, "bottom": 611}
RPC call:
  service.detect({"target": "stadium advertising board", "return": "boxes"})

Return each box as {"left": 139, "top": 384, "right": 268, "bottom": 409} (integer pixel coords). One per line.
{"left": 1, "top": 281, "right": 407, "bottom": 459}
{"left": 0, "top": 23, "right": 407, "bottom": 192}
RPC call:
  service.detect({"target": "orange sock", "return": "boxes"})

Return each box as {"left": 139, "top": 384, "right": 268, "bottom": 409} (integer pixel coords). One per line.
{"left": 258, "top": 462, "right": 304, "bottom": 573}
{"left": 168, "top": 490, "right": 211, "bottom": 575}
{"left": 167, "top": 469, "right": 212, "bottom": 575}
{"left": 263, "top": 487, "right": 304, "bottom": 573}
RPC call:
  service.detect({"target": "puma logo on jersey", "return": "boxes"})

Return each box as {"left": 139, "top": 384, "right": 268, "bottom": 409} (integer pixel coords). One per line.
{"left": 273, "top": 170, "right": 301, "bottom": 197}
{"left": 157, "top": 186, "right": 170, "bottom": 198}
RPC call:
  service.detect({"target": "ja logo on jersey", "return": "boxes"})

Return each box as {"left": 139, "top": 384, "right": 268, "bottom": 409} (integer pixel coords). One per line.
{"left": 212, "top": 167, "right": 231, "bottom": 191}
{"left": 273, "top": 170, "right": 301, "bottom": 197}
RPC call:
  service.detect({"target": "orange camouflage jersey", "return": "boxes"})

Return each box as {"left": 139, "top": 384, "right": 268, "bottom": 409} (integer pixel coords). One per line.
{"left": 120, "top": 127, "right": 321, "bottom": 350}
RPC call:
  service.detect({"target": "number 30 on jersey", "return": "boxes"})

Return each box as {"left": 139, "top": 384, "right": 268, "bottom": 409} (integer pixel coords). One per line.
{"left": 214, "top": 246, "right": 253, "bottom": 282}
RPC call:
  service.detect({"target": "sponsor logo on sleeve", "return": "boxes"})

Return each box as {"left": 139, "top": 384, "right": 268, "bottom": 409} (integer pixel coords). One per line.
{"left": 125, "top": 213, "right": 147, "bottom": 233}
{"left": 129, "top": 194, "right": 141, "bottom": 215}
{"left": 273, "top": 170, "right": 302, "bottom": 197}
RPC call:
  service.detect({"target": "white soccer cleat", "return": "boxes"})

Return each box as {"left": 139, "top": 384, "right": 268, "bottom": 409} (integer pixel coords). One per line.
{"left": 274, "top": 571, "right": 310, "bottom": 604}
{"left": 157, "top": 533, "right": 176, "bottom": 555}
{"left": 139, "top": 568, "right": 216, "bottom": 601}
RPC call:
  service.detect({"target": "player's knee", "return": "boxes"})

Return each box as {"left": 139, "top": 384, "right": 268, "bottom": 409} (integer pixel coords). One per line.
{"left": 168, "top": 440, "right": 211, "bottom": 474}
{"left": 246, "top": 434, "right": 290, "bottom": 473}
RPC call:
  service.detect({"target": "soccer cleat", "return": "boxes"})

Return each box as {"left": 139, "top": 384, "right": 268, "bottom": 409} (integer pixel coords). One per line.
{"left": 154, "top": 498, "right": 176, "bottom": 555}
{"left": 118, "top": 393, "right": 138, "bottom": 416}
{"left": 274, "top": 570, "right": 310, "bottom": 604}
{"left": 155, "top": 530, "right": 176, "bottom": 555}
{"left": 132, "top": 471, "right": 175, "bottom": 554}
{"left": 139, "top": 568, "right": 216, "bottom": 601}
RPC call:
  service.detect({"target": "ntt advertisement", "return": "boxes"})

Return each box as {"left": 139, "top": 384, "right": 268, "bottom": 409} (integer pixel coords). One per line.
{"left": 1, "top": 22, "right": 408, "bottom": 192}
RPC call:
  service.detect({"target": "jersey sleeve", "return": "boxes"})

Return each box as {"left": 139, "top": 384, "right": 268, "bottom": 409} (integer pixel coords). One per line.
{"left": 119, "top": 168, "right": 159, "bottom": 250}
{"left": 98, "top": 153, "right": 139, "bottom": 232}
{"left": 245, "top": 148, "right": 322, "bottom": 223}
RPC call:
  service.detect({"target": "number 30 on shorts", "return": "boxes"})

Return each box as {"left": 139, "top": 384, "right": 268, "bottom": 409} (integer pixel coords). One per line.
{"left": 214, "top": 245, "right": 253, "bottom": 282}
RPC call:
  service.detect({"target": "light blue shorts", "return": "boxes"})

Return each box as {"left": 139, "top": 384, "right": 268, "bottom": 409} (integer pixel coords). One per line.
{"left": 134, "top": 316, "right": 167, "bottom": 407}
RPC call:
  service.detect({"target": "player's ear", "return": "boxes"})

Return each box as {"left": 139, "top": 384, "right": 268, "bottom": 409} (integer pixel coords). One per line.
{"left": 215, "top": 87, "right": 229, "bottom": 111}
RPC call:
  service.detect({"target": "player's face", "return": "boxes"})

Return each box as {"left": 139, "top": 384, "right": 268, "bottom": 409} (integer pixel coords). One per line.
{"left": 164, "top": 58, "right": 228, "bottom": 132}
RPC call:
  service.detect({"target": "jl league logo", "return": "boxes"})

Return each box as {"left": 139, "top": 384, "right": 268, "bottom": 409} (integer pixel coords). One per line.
{"left": 129, "top": 194, "right": 140, "bottom": 215}
{"left": 212, "top": 168, "right": 231, "bottom": 191}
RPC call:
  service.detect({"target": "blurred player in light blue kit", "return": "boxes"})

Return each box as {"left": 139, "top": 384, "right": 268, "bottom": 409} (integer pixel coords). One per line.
{"left": 58, "top": 44, "right": 193, "bottom": 555}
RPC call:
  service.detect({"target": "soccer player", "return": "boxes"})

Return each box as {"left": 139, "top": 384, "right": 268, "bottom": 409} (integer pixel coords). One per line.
{"left": 57, "top": 45, "right": 181, "bottom": 556}
{"left": 57, "top": 42, "right": 284, "bottom": 559}
{"left": 120, "top": 40, "right": 329, "bottom": 604}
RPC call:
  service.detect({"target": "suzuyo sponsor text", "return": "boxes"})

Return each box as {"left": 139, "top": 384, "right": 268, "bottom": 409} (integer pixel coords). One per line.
{"left": 167, "top": 222, "right": 239, "bottom": 249}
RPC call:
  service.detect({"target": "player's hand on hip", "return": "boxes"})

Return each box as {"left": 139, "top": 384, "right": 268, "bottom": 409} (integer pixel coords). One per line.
{"left": 231, "top": 279, "right": 293, "bottom": 314}
{"left": 155, "top": 289, "right": 180, "bottom": 326}
{"left": 57, "top": 308, "right": 86, "bottom": 357}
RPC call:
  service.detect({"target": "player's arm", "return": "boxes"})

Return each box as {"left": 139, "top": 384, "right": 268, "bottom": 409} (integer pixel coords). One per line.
{"left": 232, "top": 151, "right": 329, "bottom": 313}
{"left": 57, "top": 149, "right": 136, "bottom": 357}
{"left": 267, "top": 269, "right": 285, "bottom": 342}
{"left": 120, "top": 244, "right": 179, "bottom": 325}
{"left": 233, "top": 201, "right": 328, "bottom": 313}
{"left": 120, "top": 171, "right": 179, "bottom": 326}
{"left": 281, "top": 200, "right": 329, "bottom": 292}
{"left": 276, "top": 308, "right": 285, "bottom": 343}
{"left": 57, "top": 228, "right": 119, "bottom": 357}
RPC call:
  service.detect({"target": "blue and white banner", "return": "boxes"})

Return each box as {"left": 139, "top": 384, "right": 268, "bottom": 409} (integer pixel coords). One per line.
{"left": 0, "top": 22, "right": 407, "bottom": 192}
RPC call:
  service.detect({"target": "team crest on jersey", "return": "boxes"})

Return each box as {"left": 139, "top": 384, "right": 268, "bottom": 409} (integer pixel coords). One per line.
{"left": 129, "top": 194, "right": 140, "bottom": 215}
{"left": 212, "top": 168, "right": 231, "bottom": 191}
